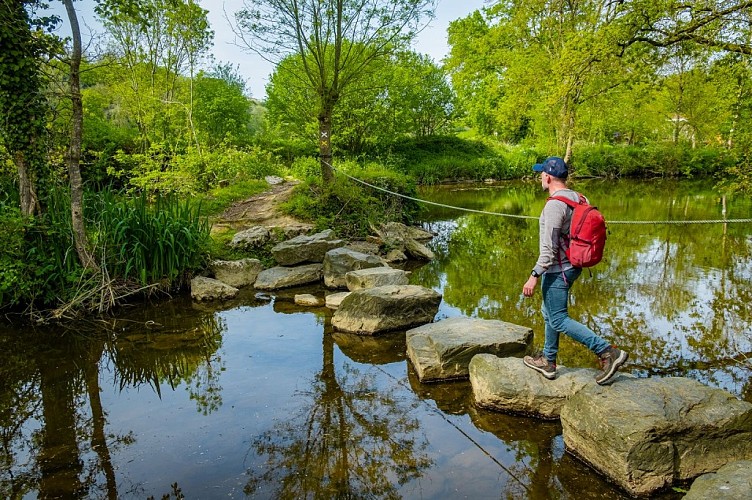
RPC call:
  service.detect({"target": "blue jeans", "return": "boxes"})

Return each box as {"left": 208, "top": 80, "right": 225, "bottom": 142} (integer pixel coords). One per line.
{"left": 541, "top": 267, "right": 610, "bottom": 363}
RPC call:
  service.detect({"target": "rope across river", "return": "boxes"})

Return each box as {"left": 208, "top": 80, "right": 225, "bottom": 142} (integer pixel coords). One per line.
{"left": 324, "top": 161, "right": 752, "bottom": 225}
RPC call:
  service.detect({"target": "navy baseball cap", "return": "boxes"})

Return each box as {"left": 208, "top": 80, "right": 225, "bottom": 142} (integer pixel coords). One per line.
{"left": 533, "top": 156, "right": 568, "bottom": 178}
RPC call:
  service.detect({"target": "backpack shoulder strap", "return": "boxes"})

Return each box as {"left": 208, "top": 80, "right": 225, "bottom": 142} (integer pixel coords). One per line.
{"left": 547, "top": 195, "right": 580, "bottom": 208}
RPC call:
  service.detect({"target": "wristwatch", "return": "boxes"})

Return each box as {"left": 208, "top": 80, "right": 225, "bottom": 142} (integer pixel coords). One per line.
{"left": 531, "top": 270, "right": 541, "bottom": 278}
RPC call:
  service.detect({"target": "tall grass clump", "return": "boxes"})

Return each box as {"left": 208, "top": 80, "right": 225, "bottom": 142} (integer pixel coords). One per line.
{"left": 93, "top": 190, "right": 210, "bottom": 288}
{"left": 0, "top": 187, "right": 210, "bottom": 319}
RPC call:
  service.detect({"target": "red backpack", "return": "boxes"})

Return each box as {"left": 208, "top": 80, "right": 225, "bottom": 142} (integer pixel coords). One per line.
{"left": 547, "top": 193, "right": 607, "bottom": 268}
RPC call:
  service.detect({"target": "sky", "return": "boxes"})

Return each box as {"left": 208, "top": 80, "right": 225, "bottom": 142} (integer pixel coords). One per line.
{"left": 43, "top": 0, "right": 488, "bottom": 98}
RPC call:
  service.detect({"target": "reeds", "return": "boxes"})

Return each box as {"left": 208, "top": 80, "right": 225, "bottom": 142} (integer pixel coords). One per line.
{"left": 11, "top": 188, "right": 209, "bottom": 319}
{"left": 93, "top": 190, "right": 210, "bottom": 288}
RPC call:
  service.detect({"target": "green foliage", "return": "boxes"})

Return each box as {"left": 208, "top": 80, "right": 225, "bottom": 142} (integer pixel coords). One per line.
{"left": 0, "top": 188, "right": 211, "bottom": 311}
{"left": 194, "top": 71, "right": 254, "bottom": 147}
{"left": 0, "top": 0, "right": 56, "bottom": 188}
{"left": 265, "top": 48, "right": 453, "bottom": 157}
{"left": 286, "top": 156, "right": 320, "bottom": 181}
{"left": 281, "top": 163, "right": 420, "bottom": 239}
{"left": 572, "top": 144, "right": 734, "bottom": 178}
{"left": 109, "top": 145, "right": 282, "bottom": 194}
{"left": 374, "top": 136, "right": 536, "bottom": 183}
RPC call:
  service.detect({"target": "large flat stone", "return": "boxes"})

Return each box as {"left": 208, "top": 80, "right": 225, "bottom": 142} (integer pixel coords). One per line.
{"left": 406, "top": 317, "right": 532, "bottom": 382}
{"left": 332, "top": 285, "right": 441, "bottom": 335}
{"left": 254, "top": 264, "right": 323, "bottom": 290}
{"left": 560, "top": 377, "right": 752, "bottom": 496}
{"left": 271, "top": 229, "right": 345, "bottom": 266}
{"left": 469, "top": 354, "right": 612, "bottom": 419}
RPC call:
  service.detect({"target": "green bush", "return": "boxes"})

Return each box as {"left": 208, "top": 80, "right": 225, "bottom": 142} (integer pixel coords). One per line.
{"left": 570, "top": 144, "right": 734, "bottom": 178}
{"left": 108, "top": 144, "right": 283, "bottom": 194}
{"left": 281, "top": 162, "right": 420, "bottom": 239}
{"left": 287, "top": 156, "right": 320, "bottom": 181}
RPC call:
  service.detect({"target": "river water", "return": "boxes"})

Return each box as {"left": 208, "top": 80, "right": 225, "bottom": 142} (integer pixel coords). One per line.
{"left": 1, "top": 179, "right": 750, "bottom": 499}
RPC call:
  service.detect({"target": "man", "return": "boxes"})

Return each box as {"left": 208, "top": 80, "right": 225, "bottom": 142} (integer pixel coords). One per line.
{"left": 522, "top": 156, "right": 628, "bottom": 385}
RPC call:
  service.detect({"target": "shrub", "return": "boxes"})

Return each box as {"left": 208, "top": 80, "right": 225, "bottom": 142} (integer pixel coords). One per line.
{"left": 281, "top": 162, "right": 420, "bottom": 239}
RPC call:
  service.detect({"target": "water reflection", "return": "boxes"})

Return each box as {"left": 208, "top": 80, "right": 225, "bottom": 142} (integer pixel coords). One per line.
{"left": 0, "top": 299, "right": 227, "bottom": 498}
{"left": 244, "top": 329, "right": 431, "bottom": 498}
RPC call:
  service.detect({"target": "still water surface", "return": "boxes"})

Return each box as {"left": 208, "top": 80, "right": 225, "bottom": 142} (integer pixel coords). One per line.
{"left": 1, "top": 179, "right": 750, "bottom": 499}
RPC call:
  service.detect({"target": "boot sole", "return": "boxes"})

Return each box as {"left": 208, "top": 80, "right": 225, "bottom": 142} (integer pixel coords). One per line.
{"left": 523, "top": 358, "right": 557, "bottom": 380}
{"left": 595, "top": 351, "right": 629, "bottom": 385}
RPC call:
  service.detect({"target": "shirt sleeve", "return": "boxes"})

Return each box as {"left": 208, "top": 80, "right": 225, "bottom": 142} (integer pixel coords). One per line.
{"left": 533, "top": 200, "right": 569, "bottom": 275}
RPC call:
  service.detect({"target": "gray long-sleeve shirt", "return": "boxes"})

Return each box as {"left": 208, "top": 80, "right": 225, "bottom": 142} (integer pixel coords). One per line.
{"left": 533, "top": 189, "right": 580, "bottom": 276}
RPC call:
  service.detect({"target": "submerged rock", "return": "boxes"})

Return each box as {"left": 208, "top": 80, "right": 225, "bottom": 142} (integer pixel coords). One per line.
{"left": 560, "top": 377, "right": 752, "bottom": 496}
{"left": 190, "top": 276, "right": 239, "bottom": 301}
{"left": 332, "top": 285, "right": 441, "bottom": 335}
{"left": 406, "top": 318, "right": 532, "bottom": 383}
{"left": 254, "top": 264, "right": 323, "bottom": 290}
{"left": 294, "top": 293, "right": 325, "bottom": 307}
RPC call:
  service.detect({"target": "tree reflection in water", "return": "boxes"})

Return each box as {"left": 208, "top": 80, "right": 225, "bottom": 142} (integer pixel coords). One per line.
{"left": 0, "top": 302, "right": 226, "bottom": 499}
{"left": 244, "top": 330, "right": 432, "bottom": 498}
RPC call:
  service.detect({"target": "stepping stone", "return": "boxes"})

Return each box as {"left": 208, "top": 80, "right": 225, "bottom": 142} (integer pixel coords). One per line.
{"left": 684, "top": 460, "right": 752, "bottom": 499}
{"left": 323, "top": 247, "right": 386, "bottom": 288}
{"left": 345, "top": 267, "right": 409, "bottom": 291}
{"left": 406, "top": 317, "right": 532, "bottom": 382}
{"left": 272, "top": 229, "right": 345, "bottom": 266}
{"left": 469, "top": 354, "right": 607, "bottom": 419}
{"left": 210, "top": 258, "right": 263, "bottom": 288}
{"left": 560, "top": 377, "right": 752, "bottom": 496}
{"left": 191, "top": 276, "right": 239, "bottom": 301}
{"left": 332, "top": 285, "right": 441, "bottom": 335}
{"left": 254, "top": 264, "right": 323, "bottom": 290}
{"left": 325, "top": 291, "right": 350, "bottom": 309}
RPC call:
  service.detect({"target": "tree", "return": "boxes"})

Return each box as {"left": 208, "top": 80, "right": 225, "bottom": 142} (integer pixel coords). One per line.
{"left": 618, "top": 1, "right": 752, "bottom": 55}
{"left": 63, "top": 0, "right": 97, "bottom": 270}
{"left": 0, "top": 0, "right": 56, "bottom": 216}
{"left": 234, "top": 0, "right": 437, "bottom": 184}
{"left": 265, "top": 50, "right": 453, "bottom": 155}
{"left": 96, "top": 0, "right": 213, "bottom": 152}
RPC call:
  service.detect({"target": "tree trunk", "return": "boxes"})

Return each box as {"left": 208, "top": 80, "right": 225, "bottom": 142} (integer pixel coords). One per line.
{"left": 15, "top": 151, "right": 38, "bottom": 216}
{"left": 64, "top": 0, "right": 98, "bottom": 271}
{"left": 318, "top": 108, "right": 334, "bottom": 184}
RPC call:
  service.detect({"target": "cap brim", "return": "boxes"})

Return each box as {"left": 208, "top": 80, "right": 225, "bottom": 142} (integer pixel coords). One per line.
{"left": 532, "top": 164, "right": 544, "bottom": 172}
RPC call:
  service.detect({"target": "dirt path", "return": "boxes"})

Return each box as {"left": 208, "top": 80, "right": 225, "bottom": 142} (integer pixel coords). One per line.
{"left": 212, "top": 180, "right": 307, "bottom": 231}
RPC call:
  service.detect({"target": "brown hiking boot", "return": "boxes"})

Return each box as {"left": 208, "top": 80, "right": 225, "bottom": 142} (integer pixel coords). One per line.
{"left": 595, "top": 346, "right": 628, "bottom": 385}
{"left": 523, "top": 353, "right": 557, "bottom": 380}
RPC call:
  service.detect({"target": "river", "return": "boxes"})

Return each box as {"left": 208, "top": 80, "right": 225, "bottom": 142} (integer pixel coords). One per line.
{"left": 1, "top": 178, "right": 750, "bottom": 499}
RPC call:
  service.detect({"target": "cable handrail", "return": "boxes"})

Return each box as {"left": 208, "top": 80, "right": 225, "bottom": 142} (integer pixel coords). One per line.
{"left": 324, "top": 162, "right": 752, "bottom": 225}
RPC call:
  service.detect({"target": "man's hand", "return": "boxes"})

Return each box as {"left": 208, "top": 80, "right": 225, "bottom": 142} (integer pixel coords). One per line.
{"left": 523, "top": 276, "right": 538, "bottom": 297}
